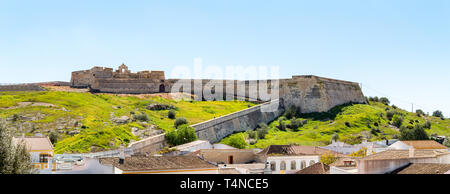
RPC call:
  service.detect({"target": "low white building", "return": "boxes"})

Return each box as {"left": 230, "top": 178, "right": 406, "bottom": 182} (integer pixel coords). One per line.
{"left": 257, "top": 145, "right": 346, "bottom": 174}
{"left": 13, "top": 136, "right": 55, "bottom": 174}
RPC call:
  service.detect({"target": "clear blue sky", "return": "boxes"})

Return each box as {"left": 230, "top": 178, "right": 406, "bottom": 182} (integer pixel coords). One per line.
{"left": 0, "top": 0, "right": 449, "bottom": 117}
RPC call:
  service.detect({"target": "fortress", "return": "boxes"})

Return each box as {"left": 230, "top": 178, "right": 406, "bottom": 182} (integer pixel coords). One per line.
{"left": 70, "top": 64, "right": 367, "bottom": 151}
{"left": 71, "top": 64, "right": 366, "bottom": 114}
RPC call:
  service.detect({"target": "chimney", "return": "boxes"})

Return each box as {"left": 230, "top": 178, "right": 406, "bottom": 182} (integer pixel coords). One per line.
{"left": 367, "top": 143, "right": 374, "bottom": 156}
{"left": 409, "top": 147, "right": 415, "bottom": 158}
{"left": 119, "top": 144, "right": 125, "bottom": 164}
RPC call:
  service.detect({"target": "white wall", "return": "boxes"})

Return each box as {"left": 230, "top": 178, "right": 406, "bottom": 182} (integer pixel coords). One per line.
{"left": 266, "top": 156, "right": 319, "bottom": 174}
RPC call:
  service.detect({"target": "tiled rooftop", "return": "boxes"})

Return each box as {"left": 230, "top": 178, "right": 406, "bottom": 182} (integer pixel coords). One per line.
{"left": 360, "top": 149, "right": 448, "bottom": 161}
{"left": 100, "top": 156, "right": 217, "bottom": 171}
{"left": 397, "top": 163, "right": 450, "bottom": 174}
{"left": 296, "top": 163, "right": 330, "bottom": 174}
{"left": 401, "top": 140, "right": 448, "bottom": 150}
{"left": 12, "top": 136, "right": 53, "bottom": 151}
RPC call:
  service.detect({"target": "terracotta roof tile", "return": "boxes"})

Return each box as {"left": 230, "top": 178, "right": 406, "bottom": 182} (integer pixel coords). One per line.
{"left": 401, "top": 140, "right": 447, "bottom": 150}
{"left": 13, "top": 136, "right": 53, "bottom": 151}
{"left": 360, "top": 149, "right": 447, "bottom": 161}
{"left": 397, "top": 163, "right": 450, "bottom": 174}
{"left": 296, "top": 163, "right": 330, "bottom": 174}
{"left": 100, "top": 156, "right": 217, "bottom": 172}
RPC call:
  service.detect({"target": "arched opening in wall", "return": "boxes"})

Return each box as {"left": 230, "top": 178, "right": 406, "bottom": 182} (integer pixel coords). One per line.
{"left": 280, "top": 161, "right": 286, "bottom": 171}
{"left": 270, "top": 162, "right": 276, "bottom": 171}
{"left": 291, "top": 161, "right": 297, "bottom": 170}
{"left": 159, "top": 84, "right": 165, "bottom": 93}
{"left": 301, "top": 161, "right": 306, "bottom": 169}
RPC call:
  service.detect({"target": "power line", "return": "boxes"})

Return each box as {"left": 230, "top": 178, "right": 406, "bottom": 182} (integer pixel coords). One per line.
{"left": 361, "top": 82, "right": 436, "bottom": 113}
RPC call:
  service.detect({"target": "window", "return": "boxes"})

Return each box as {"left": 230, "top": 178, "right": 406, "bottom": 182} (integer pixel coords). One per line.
{"left": 301, "top": 161, "right": 306, "bottom": 169}
{"left": 280, "top": 161, "right": 286, "bottom": 170}
{"left": 291, "top": 161, "right": 297, "bottom": 170}
{"left": 39, "top": 153, "right": 50, "bottom": 163}
{"left": 270, "top": 162, "right": 276, "bottom": 171}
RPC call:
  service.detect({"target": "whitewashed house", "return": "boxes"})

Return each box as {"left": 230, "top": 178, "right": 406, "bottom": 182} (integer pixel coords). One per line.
{"left": 13, "top": 136, "right": 55, "bottom": 174}
{"left": 257, "top": 145, "right": 346, "bottom": 174}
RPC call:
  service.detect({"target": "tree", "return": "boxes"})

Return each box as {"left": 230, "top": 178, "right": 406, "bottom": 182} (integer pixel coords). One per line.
{"left": 379, "top": 97, "right": 390, "bottom": 105}
{"left": 416, "top": 109, "right": 425, "bottom": 117}
{"left": 165, "top": 124, "right": 197, "bottom": 146}
{"left": 443, "top": 137, "right": 450, "bottom": 147}
{"left": 0, "top": 121, "right": 33, "bottom": 174}
{"left": 349, "top": 147, "right": 368, "bottom": 157}
{"left": 399, "top": 124, "right": 429, "bottom": 141}
{"left": 432, "top": 110, "right": 444, "bottom": 119}
{"left": 331, "top": 133, "right": 339, "bottom": 142}
{"left": 320, "top": 151, "right": 338, "bottom": 165}
{"left": 174, "top": 117, "right": 188, "bottom": 128}
{"left": 49, "top": 131, "right": 58, "bottom": 144}
{"left": 412, "top": 125, "right": 429, "bottom": 140}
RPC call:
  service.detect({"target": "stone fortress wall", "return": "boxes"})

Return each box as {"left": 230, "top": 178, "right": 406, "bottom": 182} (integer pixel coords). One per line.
{"left": 0, "top": 84, "right": 45, "bottom": 92}
{"left": 70, "top": 64, "right": 366, "bottom": 152}
{"left": 71, "top": 64, "right": 366, "bottom": 113}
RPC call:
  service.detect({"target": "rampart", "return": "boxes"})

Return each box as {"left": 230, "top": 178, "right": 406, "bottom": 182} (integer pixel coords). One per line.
{"left": 69, "top": 64, "right": 367, "bottom": 154}
{"left": 0, "top": 84, "right": 45, "bottom": 92}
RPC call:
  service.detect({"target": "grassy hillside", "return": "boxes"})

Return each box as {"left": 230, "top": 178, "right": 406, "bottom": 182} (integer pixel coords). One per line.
{"left": 220, "top": 101, "right": 450, "bottom": 149}
{"left": 0, "top": 91, "right": 254, "bottom": 153}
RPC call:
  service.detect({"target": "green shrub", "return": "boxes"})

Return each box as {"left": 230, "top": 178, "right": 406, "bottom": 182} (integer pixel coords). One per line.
{"left": 165, "top": 124, "right": 197, "bottom": 146}
{"left": 222, "top": 134, "right": 248, "bottom": 149}
{"left": 424, "top": 121, "right": 432, "bottom": 129}
{"left": 257, "top": 126, "right": 269, "bottom": 139}
{"left": 345, "top": 122, "right": 351, "bottom": 127}
{"left": 277, "top": 120, "right": 287, "bottom": 131}
{"left": 134, "top": 113, "right": 150, "bottom": 122}
{"left": 386, "top": 110, "right": 395, "bottom": 121}
{"left": 443, "top": 137, "right": 450, "bottom": 147}
{"left": 168, "top": 110, "right": 176, "bottom": 119}
{"left": 379, "top": 97, "right": 390, "bottom": 105}
{"left": 284, "top": 106, "right": 300, "bottom": 119}
{"left": 174, "top": 117, "right": 188, "bottom": 128}
{"left": 289, "top": 118, "right": 303, "bottom": 131}
{"left": 247, "top": 130, "right": 257, "bottom": 139}
{"left": 392, "top": 115, "right": 404, "bottom": 128}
